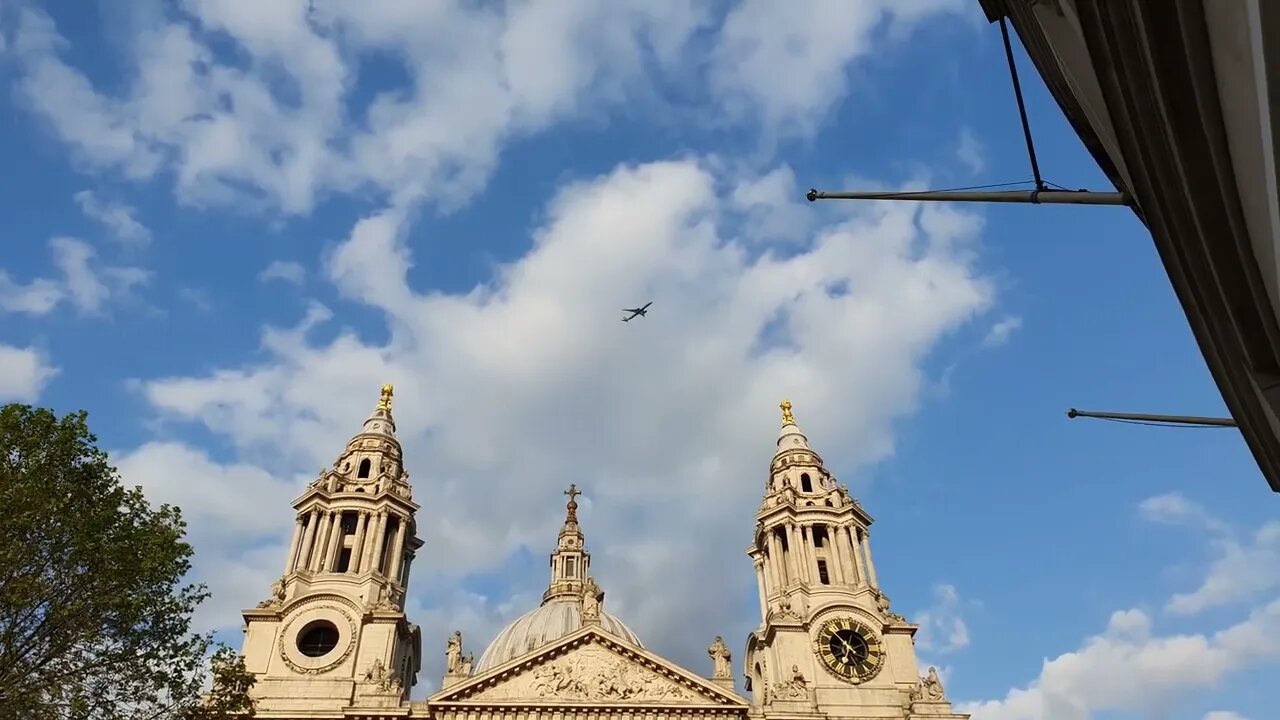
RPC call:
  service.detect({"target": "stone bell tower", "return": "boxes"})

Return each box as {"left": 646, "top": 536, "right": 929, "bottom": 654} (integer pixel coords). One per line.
{"left": 239, "top": 384, "right": 423, "bottom": 715}
{"left": 742, "top": 401, "right": 967, "bottom": 720}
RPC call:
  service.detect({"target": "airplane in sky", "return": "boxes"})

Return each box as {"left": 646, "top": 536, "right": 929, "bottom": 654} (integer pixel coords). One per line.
{"left": 621, "top": 301, "right": 653, "bottom": 322}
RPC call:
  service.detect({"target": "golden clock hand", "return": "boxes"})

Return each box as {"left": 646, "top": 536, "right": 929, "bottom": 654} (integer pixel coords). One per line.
{"left": 836, "top": 639, "right": 859, "bottom": 665}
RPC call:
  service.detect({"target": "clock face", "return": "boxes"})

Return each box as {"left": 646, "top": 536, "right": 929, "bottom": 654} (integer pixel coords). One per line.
{"left": 815, "top": 617, "right": 885, "bottom": 683}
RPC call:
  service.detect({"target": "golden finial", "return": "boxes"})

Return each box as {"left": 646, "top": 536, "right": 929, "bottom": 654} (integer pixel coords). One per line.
{"left": 378, "top": 384, "right": 394, "bottom": 411}
{"left": 564, "top": 484, "right": 581, "bottom": 523}
{"left": 780, "top": 399, "right": 795, "bottom": 426}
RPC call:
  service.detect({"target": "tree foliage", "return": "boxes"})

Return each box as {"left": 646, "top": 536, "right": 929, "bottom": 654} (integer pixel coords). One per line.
{"left": 0, "top": 404, "right": 254, "bottom": 719}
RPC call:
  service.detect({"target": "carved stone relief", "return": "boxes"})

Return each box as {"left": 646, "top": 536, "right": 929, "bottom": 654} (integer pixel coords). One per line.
{"left": 468, "top": 644, "right": 694, "bottom": 703}
{"left": 875, "top": 591, "right": 906, "bottom": 623}
{"left": 362, "top": 658, "right": 402, "bottom": 694}
{"left": 768, "top": 596, "right": 802, "bottom": 622}
{"left": 256, "top": 576, "right": 287, "bottom": 608}
{"left": 758, "top": 657, "right": 769, "bottom": 704}
{"left": 368, "top": 582, "right": 403, "bottom": 612}
{"left": 771, "top": 665, "right": 807, "bottom": 701}
{"left": 910, "top": 666, "right": 946, "bottom": 703}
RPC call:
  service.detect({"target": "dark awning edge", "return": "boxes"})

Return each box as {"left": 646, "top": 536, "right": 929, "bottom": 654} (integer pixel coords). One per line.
{"left": 979, "top": 0, "right": 1280, "bottom": 492}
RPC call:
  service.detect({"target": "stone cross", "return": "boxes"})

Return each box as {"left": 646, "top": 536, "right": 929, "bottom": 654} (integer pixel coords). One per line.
{"left": 564, "top": 484, "right": 581, "bottom": 522}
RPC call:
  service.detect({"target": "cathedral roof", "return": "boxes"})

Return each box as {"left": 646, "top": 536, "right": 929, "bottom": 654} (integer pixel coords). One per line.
{"left": 473, "top": 485, "right": 643, "bottom": 673}
{"left": 474, "top": 598, "right": 642, "bottom": 672}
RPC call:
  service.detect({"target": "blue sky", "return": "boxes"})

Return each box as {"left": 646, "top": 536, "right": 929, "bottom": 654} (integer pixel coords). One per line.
{"left": 1, "top": 2, "right": 1276, "bottom": 719}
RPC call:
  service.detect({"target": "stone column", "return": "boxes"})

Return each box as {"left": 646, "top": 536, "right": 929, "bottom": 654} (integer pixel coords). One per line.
{"left": 350, "top": 509, "right": 371, "bottom": 571}
{"left": 825, "top": 525, "right": 846, "bottom": 584}
{"left": 388, "top": 516, "right": 408, "bottom": 582}
{"left": 310, "top": 511, "right": 332, "bottom": 572}
{"left": 363, "top": 511, "right": 385, "bottom": 573}
{"left": 322, "top": 512, "right": 344, "bottom": 572}
{"left": 834, "top": 524, "right": 857, "bottom": 585}
{"left": 805, "top": 526, "right": 822, "bottom": 584}
{"left": 773, "top": 532, "right": 787, "bottom": 589}
{"left": 862, "top": 532, "right": 879, "bottom": 589}
{"left": 799, "top": 525, "right": 813, "bottom": 583}
{"left": 284, "top": 516, "right": 304, "bottom": 574}
{"left": 762, "top": 527, "right": 783, "bottom": 589}
{"left": 787, "top": 524, "right": 804, "bottom": 584}
{"left": 753, "top": 558, "right": 769, "bottom": 620}
{"left": 401, "top": 549, "right": 416, "bottom": 586}
{"left": 850, "top": 527, "right": 868, "bottom": 587}
{"left": 297, "top": 510, "right": 319, "bottom": 572}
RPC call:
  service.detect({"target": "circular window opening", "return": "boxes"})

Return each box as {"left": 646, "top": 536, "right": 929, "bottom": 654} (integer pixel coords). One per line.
{"left": 296, "top": 620, "right": 340, "bottom": 658}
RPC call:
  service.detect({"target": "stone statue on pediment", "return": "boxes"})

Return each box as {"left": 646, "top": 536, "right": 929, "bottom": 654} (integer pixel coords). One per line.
{"left": 923, "top": 666, "right": 945, "bottom": 701}
{"left": 256, "top": 576, "right": 286, "bottom": 607}
{"left": 581, "top": 576, "right": 603, "bottom": 622}
{"left": 446, "top": 631, "right": 463, "bottom": 674}
{"left": 707, "top": 636, "right": 731, "bottom": 679}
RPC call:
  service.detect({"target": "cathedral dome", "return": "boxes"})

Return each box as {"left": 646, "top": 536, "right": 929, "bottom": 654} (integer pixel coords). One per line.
{"left": 474, "top": 596, "right": 642, "bottom": 672}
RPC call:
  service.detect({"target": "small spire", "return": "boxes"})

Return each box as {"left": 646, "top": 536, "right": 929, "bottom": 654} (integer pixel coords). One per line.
{"left": 776, "top": 400, "right": 812, "bottom": 455}
{"left": 378, "top": 383, "right": 394, "bottom": 411}
{"left": 564, "top": 484, "right": 581, "bottom": 523}
{"left": 543, "top": 485, "right": 591, "bottom": 604}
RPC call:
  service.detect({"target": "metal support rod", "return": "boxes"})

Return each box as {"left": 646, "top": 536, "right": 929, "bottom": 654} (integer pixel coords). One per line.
{"left": 1066, "top": 408, "right": 1237, "bottom": 427}
{"left": 1000, "top": 16, "right": 1045, "bottom": 191}
{"left": 806, "top": 189, "right": 1129, "bottom": 206}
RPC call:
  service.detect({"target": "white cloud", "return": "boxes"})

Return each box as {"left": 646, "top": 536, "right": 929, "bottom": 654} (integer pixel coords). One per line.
{"left": 7, "top": 2, "right": 965, "bottom": 216}
{"left": 7, "top": 8, "right": 161, "bottom": 179}
{"left": 1166, "top": 521, "right": 1280, "bottom": 616}
{"left": 708, "top": 0, "right": 966, "bottom": 138}
{"left": 961, "top": 600, "right": 1280, "bottom": 720}
{"left": 981, "top": 315, "right": 1022, "bottom": 348}
{"left": 0, "top": 270, "right": 63, "bottom": 315}
{"left": 0, "top": 343, "right": 58, "bottom": 401}
{"left": 73, "top": 190, "right": 151, "bottom": 246}
{"left": 126, "top": 158, "right": 995, "bottom": 694}
{"left": 0, "top": 238, "right": 149, "bottom": 316}
{"left": 955, "top": 127, "right": 985, "bottom": 175}
{"left": 1137, "top": 492, "right": 1231, "bottom": 534}
{"left": 177, "top": 287, "right": 214, "bottom": 314}
{"left": 1139, "top": 493, "right": 1280, "bottom": 616}
{"left": 1203, "top": 712, "right": 1251, "bottom": 720}
{"left": 963, "top": 502, "right": 1280, "bottom": 720}
{"left": 258, "top": 260, "right": 306, "bottom": 285}
{"left": 728, "top": 165, "right": 815, "bottom": 244}
{"left": 49, "top": 237, "right": 149, "bottom": 313}
{"left": 914, "top": 583, "right": 971, "bottom": 653}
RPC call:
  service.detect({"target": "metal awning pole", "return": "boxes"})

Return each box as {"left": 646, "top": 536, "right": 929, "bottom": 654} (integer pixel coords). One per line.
{"left": 1066, "top": 408, "right": 1237, "bottom": 427}
{"left": 806, "top": 189, "right": 1129, "bottom": 206}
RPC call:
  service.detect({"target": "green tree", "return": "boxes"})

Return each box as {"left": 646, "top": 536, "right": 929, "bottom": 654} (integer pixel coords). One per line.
{"left": 0, "top": 404, "right": 254, "bottom": 719}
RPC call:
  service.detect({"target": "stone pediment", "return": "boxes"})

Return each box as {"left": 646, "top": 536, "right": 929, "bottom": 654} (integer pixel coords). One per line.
{"left": 430, "top": 626, "right": 746, "bottom": 707}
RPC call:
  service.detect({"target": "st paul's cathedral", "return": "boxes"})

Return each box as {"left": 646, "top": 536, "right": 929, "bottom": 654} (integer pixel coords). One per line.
{"left": 232, "top": 386, "right": 968, "bottom": 720}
